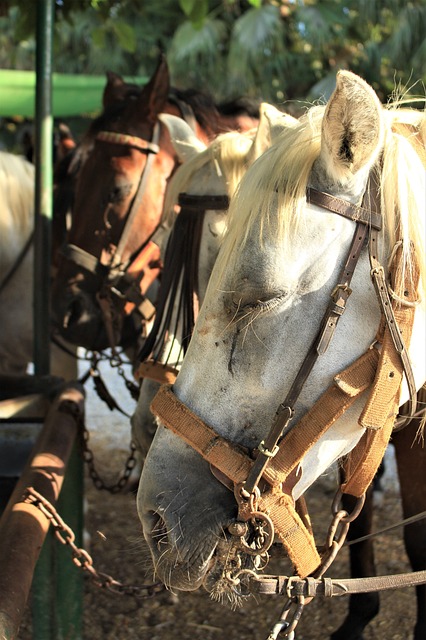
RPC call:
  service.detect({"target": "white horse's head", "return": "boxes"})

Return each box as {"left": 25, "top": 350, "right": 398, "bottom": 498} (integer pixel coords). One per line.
{"left": 138, "top": 72, "right": 425, "bottom": 594}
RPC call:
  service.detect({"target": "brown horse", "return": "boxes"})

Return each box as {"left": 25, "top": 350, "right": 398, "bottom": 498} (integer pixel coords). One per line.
{"left": 51, "top": 56, "right": 260, "bottom": 358}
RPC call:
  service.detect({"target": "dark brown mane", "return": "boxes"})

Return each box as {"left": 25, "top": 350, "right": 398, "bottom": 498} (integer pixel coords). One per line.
{"left": 169, "top": 87, "right": 220, "bottom": 136}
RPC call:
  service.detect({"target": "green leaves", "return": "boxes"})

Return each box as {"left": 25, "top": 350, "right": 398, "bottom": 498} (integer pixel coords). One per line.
{"left": 0, "top": 0, "right": 425, "bottom": 106}
{"left": 179, "top": 0, "right": 209, "bottom": 28}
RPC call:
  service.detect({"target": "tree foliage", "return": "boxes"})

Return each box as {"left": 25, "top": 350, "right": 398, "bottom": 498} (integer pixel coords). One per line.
{"left": 0, "top": 0, "right": 425, "bottom": 105}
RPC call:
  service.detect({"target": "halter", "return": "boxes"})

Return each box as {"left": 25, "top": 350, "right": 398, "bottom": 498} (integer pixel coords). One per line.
{"left": 150, "top": 171, "right": 422, "bottom": 581}
{"left": 60, "top": 95, "right": 202, "bottom": 352}
{"left": 59, "top": 122, "right": 166, "bottom": 351}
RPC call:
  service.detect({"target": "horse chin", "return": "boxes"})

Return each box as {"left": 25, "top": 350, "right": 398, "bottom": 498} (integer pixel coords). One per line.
{"left": 149, "top": 546, "right": 215, "bottom": 593}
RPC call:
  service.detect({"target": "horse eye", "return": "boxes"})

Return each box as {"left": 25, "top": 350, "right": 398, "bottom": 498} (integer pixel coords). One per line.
{"left": 108, "top": 186, "right": 125, "bottom": 204}
{"left": 108, "top": 183, "right": 132, "bottom": 204}
{"left": 232, "top": 291, "right": 288, "bottom": 317}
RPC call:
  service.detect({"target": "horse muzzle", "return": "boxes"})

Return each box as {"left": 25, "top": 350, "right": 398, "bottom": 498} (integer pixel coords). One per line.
{"left": 51, "top": 280, "right": 115, "bottom": 351}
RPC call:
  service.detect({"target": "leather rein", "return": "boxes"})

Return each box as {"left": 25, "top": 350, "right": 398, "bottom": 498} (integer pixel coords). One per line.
{"left": 150, "top": 173, "right": 424, "bottom": 591}
{"left": 136, "top": 192, "right": 230, "bottom": 379}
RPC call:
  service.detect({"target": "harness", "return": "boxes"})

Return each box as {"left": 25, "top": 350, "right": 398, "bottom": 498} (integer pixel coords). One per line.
{"left": 150, "top": 172, "right": 423, "bottom": 581}
{"left": 59, "top": 94, "right": 202, "bottom": 353}
{"left": 60, "top": 124, "right": 163, "bottom": 349}
{"left": 136, "top": 192, "right": 230, "bottom": 380}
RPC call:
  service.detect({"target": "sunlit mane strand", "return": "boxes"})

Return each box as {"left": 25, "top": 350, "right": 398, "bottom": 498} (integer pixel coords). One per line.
{"left": 162, "top": 130, "right": 256, "bottom": 225}
{"left": 218, "top": 104, "right": 425, "bottom": 305}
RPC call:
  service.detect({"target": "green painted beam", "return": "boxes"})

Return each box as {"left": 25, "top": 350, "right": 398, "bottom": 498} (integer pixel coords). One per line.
{"left": 0, "top": 69, "right": 148, "bottom": 117}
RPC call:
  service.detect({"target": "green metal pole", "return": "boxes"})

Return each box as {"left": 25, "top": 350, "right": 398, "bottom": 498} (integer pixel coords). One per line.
{"left": 33, "top": 0, "right": 53, "bottom": 376}
{"left": 32, "top": 4, "right": 84, "bottom": 640}
{"left": 55, "top": 444, "right": 84, "bottom": 639}
{"left": 32, "top": 0, "right": 55, "bottom": 636}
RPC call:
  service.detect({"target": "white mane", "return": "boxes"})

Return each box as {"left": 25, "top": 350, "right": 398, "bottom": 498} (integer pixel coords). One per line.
{"left": 0, "top": 151, "right": 34, "bottom": 275}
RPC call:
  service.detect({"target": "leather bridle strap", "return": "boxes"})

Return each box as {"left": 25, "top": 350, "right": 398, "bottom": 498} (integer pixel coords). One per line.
{"left": 61, "top": 123, "right": 161, "bottom": 277}
{"left": 250, "top": 569, "right": 426, "bottom": 597}
{"left": 307, "top": 188, "right": 382, "bottom": 230}
{"left": 342, "top": 243, "right": 420, "bottom": 497}
{"left": 96, "top": 130, "right": 160, "bottom": 155}
{"left": 61, "top": 242, "right": 100, "bottom": 274}
{"left": 243, "top": 218, "right": 370, "bottom": 496}
{"left": 177, "top": 193, "right": 230, "bottom": 211}
{"left": 136, "top": 192, "right": 230, "bottom": 370}
{"left": 112, "top": 123, "right": 161, "bottom": 265}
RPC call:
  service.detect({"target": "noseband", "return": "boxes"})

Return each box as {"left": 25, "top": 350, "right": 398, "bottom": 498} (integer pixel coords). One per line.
{"left": 150, "top": 172, "right": 422, "bottom": 581}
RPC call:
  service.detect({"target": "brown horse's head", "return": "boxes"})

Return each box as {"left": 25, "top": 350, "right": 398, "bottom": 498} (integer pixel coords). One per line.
{"left": 51, "top": 57, "right": 194, "bottom": 352}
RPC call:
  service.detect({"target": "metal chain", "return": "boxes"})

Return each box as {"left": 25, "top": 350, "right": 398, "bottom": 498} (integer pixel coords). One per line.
{"left": 23, "top": 486, "right": 165, "bottom": 598}
{"left": 315, "top": 489, "right": 366, "bottom": 578}
{"left": 60, "top": 399, "right": 138, "bottom": 494}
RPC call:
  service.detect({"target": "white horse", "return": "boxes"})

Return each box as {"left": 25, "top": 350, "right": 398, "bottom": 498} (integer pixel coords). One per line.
{"left": 131, "top": 104, "right": 291, "bottom": 459}
{"left": 138, "top": 72, "right": 426, "bottom": 637}
{"left": 0, "top": 150, "right": 77, "bottom": 379}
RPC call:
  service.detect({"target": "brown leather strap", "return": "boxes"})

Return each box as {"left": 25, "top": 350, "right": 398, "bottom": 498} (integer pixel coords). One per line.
{"left": 151, "top": 385, "right": 253, "bottom": 485}
{"left": 369, "top": 239, "right": 418, "bottom": 417}
{"left": 249, "top": 569, "right": 426, "bottom": 597}
{"left": 96, "top": 130, "right": 160, "bottom": 154}
{"left": 342, "top": 250, "right": 420, "bottom": 497}
{"left": 151, "top": 385, "right": 322, "bottom": 577}
{"left": 135, "top": 360, "right": 178, "bottom": 385}
{"left": 267, "top": 348, "right": 379, "bottom": 487}
{"left": 243, "top": 221, "right": 369, "bottom": 495}
{"left": 307, "top": 188, "right": 382, "bottom": 230}
{"left": 150, "top": 348, "right": 378, "bottom": 580}
{"left": 115, "top": 123, "right": 161, "bottom": 261}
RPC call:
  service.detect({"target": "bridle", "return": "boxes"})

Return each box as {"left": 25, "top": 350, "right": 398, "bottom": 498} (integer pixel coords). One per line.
{"left": 136, "top": 192, "right": 230, "bottom": 381}
{"left": 58, "top": 95, "right": 204, "bottom": 353}
{"left": 150, "top": 170, "right": 424, "bottom": 585}
{"left": 59, "top": 122, "right": 164, "bottom": 351}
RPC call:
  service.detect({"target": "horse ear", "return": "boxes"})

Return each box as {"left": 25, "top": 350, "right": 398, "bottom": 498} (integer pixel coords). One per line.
{"left": 320, "top": 70, "right": 384, "bottom": 181}
{"left": 130, "top": 56, "right": 170, "bottom": 124}
{"left": 158, "top": 113, "right": 206, "bottom": 161}
{"left": 247, "top": 103, "right": 298, "bottom": 164}
{"left": 103, "top": 71, "right": 126, "bottom": 108}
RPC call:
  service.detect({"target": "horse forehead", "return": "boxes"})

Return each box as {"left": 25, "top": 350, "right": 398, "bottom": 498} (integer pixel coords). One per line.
{"left": 109, "top": 151, "right": 145, "bottom": 176}
{"left": 187, "top": 165, "right": 227, "bottom": 195}
{"left": 226, "top": 208, "right": 350, "bottom": 284}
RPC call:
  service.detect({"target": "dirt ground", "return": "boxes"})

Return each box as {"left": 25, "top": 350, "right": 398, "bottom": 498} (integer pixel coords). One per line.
{"left": 17, "top": 363, "right": 418, "bottom": 640}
